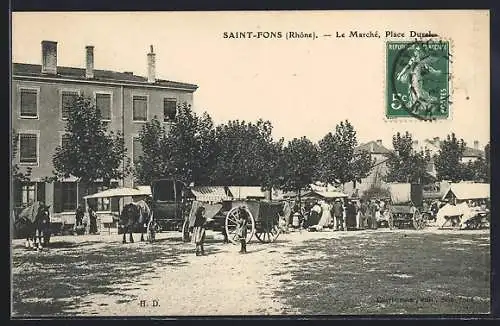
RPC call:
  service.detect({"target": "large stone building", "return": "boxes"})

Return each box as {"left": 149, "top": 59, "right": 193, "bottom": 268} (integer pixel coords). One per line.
{"left": 12, "top": 40, "right": 198, "bottom": 220}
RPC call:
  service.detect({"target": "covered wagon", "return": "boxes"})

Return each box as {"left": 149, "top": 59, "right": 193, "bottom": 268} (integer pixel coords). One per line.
{"left": 387, "top": 183, "right": 426, "bottom": 230}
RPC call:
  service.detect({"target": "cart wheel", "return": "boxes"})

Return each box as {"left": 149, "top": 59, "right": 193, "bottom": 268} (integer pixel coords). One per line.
{"left": 225, "top": 205, "right": 255, "bottom": 245}
{"left": 255, "top": 217, "right": 281, "bottom": 243}
{"left": 412, "top": 209, "right": 425, "bottom": 230}
{"left": 182, "top": 218, "right": 191, "bottom": 242}
{"left": 388, "top": 213, "right": 394, "bottom": 230}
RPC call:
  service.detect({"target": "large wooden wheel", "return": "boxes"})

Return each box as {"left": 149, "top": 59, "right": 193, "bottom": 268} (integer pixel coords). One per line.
{"left": 255, "top": 216, "right": 281, "bottom": 243}
{"left": 225, "top": 206, "right": 255, "bottom": 245}
{"left": 412, "top": 209, "right": 425, "bottom": 230}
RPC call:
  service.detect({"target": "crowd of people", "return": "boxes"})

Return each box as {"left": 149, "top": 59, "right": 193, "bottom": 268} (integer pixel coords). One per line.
{"left": 286, "top": 197, "right": 389, "bottom": 232}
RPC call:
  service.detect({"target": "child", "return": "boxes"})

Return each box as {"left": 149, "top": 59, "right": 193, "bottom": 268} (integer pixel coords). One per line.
{"left": 236, "top": 206, "right": 249, "bottom": 254}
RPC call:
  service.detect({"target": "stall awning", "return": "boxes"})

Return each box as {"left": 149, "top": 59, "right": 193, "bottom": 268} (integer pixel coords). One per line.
{"left": 135, "top": 186, "right": 152, "bottom": 196}
{"left": 83, "top": 187, "right": 145, "bottom": 199}
{"left": 442, "top": 183, "right": 490, "bottom": 201}
{"left": 228, "top": 186, "right": 266, "bottom": 199}
{"left": 190, "top": 186, "right": 232, "bottom": 202}
{"left": 302, "top": 190, "right": 348, "bottom": 200}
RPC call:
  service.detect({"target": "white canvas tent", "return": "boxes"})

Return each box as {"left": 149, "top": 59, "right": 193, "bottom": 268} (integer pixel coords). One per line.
{"left": 441, "top": 183, "right": 490, "bottom": 201}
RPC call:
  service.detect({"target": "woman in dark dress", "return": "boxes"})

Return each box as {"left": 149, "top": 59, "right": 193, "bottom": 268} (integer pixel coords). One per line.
{"left": 192, "top": 206, "right": 207, "bottom": 256}
{"left": 236, "top": 206, "right": 249, "bottom": 254}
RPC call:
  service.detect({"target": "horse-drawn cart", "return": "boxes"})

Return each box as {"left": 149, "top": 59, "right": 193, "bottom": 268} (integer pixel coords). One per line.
{"left": 149, "top": 179, "right": 286, "bottom": 245}
{"left": 184, "top": 199, "right": 284, "bottom": 244}
{"left": 387, "top": 183, "right": 426, "bottom": 230}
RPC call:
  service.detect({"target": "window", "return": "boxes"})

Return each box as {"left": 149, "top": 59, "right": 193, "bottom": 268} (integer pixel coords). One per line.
{"left": 61, "top": 133, "right": 70, "bottom": 148}
{"left": 132, "top": 137, "right": 143, "bottom": 164}
{"left": 61, "top": 90, "right": 79, "bottom": 120}
{"left": 20, "top": 88, "right": 38, "bottom": 118}
{"left": 14, "top": 182, "right": 45, "bottom": 208}
{"left": 61, "top": 182, "right": 77, "bottom": 212}
{"left": 96, "top": 93, "right": 111, "bottom": 120}
{"left": 132, "top": 95, "right": 148, "bottom": 121}
{"left": 163, "top": 98, "right": 177, "bottom": 121}
{"left": 19, "top": 133, "right": 38, "bottom": 164}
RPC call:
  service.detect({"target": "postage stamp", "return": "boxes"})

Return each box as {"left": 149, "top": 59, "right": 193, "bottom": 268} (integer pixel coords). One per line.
{"left": 386, "top": 40, "right": 451, "bottom": 121}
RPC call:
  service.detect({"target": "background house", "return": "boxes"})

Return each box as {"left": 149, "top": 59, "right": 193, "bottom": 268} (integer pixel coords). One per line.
{"left": 12, "top": 40, "right": 198, "bottom": 223}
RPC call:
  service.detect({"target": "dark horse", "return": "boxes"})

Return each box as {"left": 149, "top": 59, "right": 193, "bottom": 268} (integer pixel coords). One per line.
{"left": 119, "top": 200, "right": 152, "bottom": 243}
{"left": 15, "top": 201, "right": 51, "bottom": 250}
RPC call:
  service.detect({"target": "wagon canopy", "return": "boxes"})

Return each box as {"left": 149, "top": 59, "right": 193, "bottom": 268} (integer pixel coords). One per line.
{"left": 389, "top": 183, "right": 412, "bottom": 204}
{"left": 442, "top": 183, "right": 490, "bottom": 201}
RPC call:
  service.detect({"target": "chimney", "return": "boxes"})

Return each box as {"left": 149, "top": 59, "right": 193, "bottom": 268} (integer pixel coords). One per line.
{"left": 41, "top": 40, "right": 57, "bottom": 75}
{"left": 147, "top": 45, "right": 156, "bottom": 83}
{"left": 376, "top": 139, "right": 382, "bottom": 146}
{"left": 473, "top": 140, "right": 479, "bottom": 150}
{"left": 370, "top": 142, "right": 375, "bottom": 152}
{"left": 85, "top": 45, "right": 94, "bottom": 79}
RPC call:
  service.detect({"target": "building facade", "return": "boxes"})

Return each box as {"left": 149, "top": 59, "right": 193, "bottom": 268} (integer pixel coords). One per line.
{"left": 12, "top": 40, "right": 198, "bottom": 221}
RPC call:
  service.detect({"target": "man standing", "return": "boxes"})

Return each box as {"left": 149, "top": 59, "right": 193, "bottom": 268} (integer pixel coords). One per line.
{"left": 369, "top": 200, "right": 379, "bottom": 230}
{"left": 236, "top": 206, "right": 250, "bottom": 254}
{"left": 333, "top": 199, "right": 344, "bottom": 231}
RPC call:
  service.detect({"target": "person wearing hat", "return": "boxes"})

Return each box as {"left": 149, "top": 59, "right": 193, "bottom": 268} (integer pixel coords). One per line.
{"left": 236, "top": 206, "right": 250, "bottom": 254}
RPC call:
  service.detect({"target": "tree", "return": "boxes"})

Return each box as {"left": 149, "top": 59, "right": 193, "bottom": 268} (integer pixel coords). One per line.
{"left": 279, "top": 136, "right": 318, "bottom": 195}
{"left": 53, "top": 95, "right": 130, "bottom": 190}
{"left": 134, "top": 103, "right": 216, "bottom": 186}
{"left": 434, "top": 133, "right": 466, "bottom": 182}
{"left": 211, "top": 119, "right": 282, "bottom": 187}
{"left": 317, "top": 120, "right": 373, "bottom": 187}
{"left": 385, "top": 131, "right": 430, "bottom": 183}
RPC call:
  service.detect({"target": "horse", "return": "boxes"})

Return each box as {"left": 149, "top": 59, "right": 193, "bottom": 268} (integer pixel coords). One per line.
{"left": 15, "top": 201, "right": 51, "bottom": 250}
{"left": 119, "top": 200, "right": 152, "bottom": 243}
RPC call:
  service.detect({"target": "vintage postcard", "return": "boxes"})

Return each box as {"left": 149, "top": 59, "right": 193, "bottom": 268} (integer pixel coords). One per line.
{"left": 11, "top": 10, "right": 490, "bottom": 317}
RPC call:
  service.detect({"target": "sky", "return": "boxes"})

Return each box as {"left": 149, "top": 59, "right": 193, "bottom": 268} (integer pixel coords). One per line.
{"left": 11, "top": 11, "right": 490, "bottom": 150}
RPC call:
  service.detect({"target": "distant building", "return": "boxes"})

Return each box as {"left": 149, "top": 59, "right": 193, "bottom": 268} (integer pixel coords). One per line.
{"left": 344, "top": 139, "right": 391, "bottom": 196}
{"left": 12, "top": 40, "right": 198, "bottom": 222}
{"left": 412, "top": 137, "right": 485, "bottom": 164}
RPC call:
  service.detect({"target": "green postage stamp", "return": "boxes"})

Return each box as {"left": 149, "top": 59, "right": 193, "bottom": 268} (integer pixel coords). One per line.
{"left": 386, "top": 40, "right": 451, "bottom": 120}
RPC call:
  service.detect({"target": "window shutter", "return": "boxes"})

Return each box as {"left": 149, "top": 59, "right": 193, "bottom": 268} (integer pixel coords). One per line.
{"left": 20, "top": 90, "right": 38, "bottom": 117}
{"left": 133, "top": 96, "right": 147, "bottom": 121}
{"left": 111, "top": 197, "right": 119, "bottom": 212}
{"left": 96, "top": 93, "right": 111, "bottom": 120}
{"left": 37, "top": 182, "right": 46, "bottom": 203}
{"left": 53, "top": 181, "right": 62, "bottom": 213}
{"left": 163, "top": 98, "right": 177, "bottom": 121}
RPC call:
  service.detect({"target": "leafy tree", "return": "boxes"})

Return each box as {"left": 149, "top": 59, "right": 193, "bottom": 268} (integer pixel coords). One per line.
{"left": 211, "top": 119, "right": 282, "bottom": 187}
{"left": 317, "top": 120, "right": 373, "bottom": 187}
{"left": 279, "top": 136, "right": 318, "bottom": 196}
{"left": 434, "top": 133, "right": 466, "bottom": 182}
{"left": 385, "top": 131, "right": 430, "bottom": 183}
{"left": 53, "top": 95, "right": 130, "bottom": 190}
{"left": 134, "top": 103, "right": 216, "bottom": 186}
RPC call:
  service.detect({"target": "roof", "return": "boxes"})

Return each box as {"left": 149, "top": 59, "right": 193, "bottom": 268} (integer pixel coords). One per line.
{"left": 462, "top": 146, "right": 484, "bottom": 158}
{"left": 228, "top": 186, "right": 266, "bottom": 199}
{"left": 83, "top": 187, "right": 146, "bottom": 199}
{"left": 190, "top": 186, "right": 232, "bottom": 202}
{"left": 355, "top": 141, "right": 391, "bottom": 155}
{"left": 442, "top": 183, "right": 490, "bottom": 200}
{"left": 135, "top": 186, "right": 152, "bottom": 196}
{"left": 302, "top": 190, "right": 348, "bottom": 199}
{"left": 13, "top": 63, "right": 198, "bottom": 91}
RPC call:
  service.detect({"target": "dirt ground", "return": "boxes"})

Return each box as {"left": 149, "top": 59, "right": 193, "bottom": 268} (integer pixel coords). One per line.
{"left": 11, "top": 227, "right": 490, "bottom": 317}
